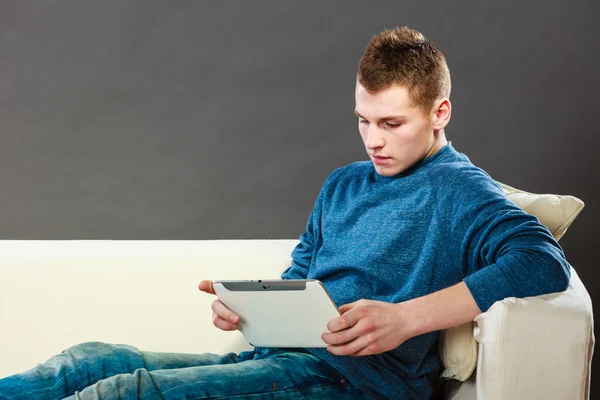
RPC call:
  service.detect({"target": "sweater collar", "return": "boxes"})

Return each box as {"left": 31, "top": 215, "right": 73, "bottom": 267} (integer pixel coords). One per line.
{"left": 371, "top": 142, "right": 455, "bottom": 181}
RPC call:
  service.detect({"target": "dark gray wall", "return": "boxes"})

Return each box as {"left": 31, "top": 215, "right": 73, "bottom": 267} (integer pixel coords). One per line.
{"left": 1, "top": 0, "right": 598, "bottom": 393}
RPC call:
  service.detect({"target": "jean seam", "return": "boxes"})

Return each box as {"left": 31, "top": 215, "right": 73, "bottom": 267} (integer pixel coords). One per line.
{"left": 142, "top": 369, "right": 165, "bottom": 400}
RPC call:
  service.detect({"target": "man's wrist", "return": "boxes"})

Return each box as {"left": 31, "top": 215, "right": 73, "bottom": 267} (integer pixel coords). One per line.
{"left": 396, "top": 282, "right": 482, "bottom": 338}
{"left": 395, "top": 301, "right": 424, "bottom": 339}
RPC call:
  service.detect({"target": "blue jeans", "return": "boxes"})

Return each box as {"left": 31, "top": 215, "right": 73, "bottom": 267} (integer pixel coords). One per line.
{"left": 0, "top": 342, "right": 365, "bottom": 399}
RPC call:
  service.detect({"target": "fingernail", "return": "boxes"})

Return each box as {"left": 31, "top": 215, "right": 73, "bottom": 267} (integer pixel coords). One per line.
{"left": 230, "top": 316, "right": 237, "bottom": 322}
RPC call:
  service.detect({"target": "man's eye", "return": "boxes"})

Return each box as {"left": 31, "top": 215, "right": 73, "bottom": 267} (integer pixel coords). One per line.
{"left": 385, "top": 122, "right": 401, "bottom": 128}
{"left": 359, "top": 119, "right": 369, "bottom": 124}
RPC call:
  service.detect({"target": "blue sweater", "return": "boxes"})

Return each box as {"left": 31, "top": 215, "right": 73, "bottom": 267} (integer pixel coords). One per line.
{"left": 281, "top": 143, "right": 570, "bottom": 400}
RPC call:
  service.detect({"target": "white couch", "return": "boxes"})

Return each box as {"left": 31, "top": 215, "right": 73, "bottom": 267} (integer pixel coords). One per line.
{"left": 0, "top": 240, "right": 594, "bottom": 399}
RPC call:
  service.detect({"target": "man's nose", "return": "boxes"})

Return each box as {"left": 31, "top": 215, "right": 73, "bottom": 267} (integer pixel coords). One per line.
{"left": 365, "top": 126, "right": 385, "bottom": 149}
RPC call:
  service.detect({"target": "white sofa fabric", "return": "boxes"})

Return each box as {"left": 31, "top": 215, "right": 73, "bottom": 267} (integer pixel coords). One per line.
{"left": 0, "top": 240, "right": 594, "bottom": 399}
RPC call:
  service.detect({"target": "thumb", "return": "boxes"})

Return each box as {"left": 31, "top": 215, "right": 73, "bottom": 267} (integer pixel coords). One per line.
{"left": 198, "top": 280, "right": 216, "bottom": 295}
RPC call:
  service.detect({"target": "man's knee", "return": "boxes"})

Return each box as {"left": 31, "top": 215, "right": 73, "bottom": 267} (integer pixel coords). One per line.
{"left": 65, "top": 341, "right": 113, "bottom": 355}
{"left": 64, "top": 342, "right": 139, "bottom": 358}
{"left": 59, "top": 342, "right": 145, "bottom": 373}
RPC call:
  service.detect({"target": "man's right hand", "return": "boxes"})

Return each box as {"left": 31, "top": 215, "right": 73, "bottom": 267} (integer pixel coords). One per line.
{"left": 198, "top": 280, "right": 240, "bottom": 331}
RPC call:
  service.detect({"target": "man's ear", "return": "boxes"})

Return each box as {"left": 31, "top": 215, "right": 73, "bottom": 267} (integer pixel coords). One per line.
{"left": 432, "top": 99, "right": 451, "bottom": 130}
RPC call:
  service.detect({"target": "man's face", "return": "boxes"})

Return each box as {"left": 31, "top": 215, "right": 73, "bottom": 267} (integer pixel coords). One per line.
{"left": 355, "top": 82, "right": 439, "bottom": 176}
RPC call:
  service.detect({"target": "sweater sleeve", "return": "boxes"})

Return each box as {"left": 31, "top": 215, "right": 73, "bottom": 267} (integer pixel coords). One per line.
{"left": 280, "top": 171, "right": 331, "bottom": 280}
{"left": 439, "top": 167, "right": 570, "bottom": 312}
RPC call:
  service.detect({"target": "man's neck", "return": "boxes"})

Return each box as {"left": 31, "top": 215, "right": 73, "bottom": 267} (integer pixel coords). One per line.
{"left": 424, "top": 129, "right": 448, "bottom": 160}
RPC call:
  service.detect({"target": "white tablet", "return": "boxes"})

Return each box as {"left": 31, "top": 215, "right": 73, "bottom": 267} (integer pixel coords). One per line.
{"left": 212, "top": 279, "right": 340, "bottom": 348}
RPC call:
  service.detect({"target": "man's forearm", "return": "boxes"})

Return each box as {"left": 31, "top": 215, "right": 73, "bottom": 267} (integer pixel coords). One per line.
{"left": 402, "top": 281, "right": 482, "bottom": 338}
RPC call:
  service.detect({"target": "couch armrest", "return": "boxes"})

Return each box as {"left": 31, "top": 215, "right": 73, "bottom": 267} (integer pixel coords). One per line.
{"left": 472, "top": 266, "right": 594, "bottom": 400}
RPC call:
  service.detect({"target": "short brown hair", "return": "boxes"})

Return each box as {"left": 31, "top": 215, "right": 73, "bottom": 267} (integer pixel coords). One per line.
{"left": 357, "top": 26, "right": 451, "bottom": 115}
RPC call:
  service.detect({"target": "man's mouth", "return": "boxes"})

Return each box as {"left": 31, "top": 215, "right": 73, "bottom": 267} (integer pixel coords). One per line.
{"left": 371, "top": 155, "right": 391, "bottom": 165}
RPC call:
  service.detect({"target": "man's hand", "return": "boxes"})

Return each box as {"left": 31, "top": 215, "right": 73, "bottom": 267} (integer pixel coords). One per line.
{"left": 321, "top": 299, "right": 416, "bottom": 356}
{"left": 322, "top": 282, "right": 482, "bottom": 356}
{"left": 198, "top": 280, "right": 240, "bottom": 331}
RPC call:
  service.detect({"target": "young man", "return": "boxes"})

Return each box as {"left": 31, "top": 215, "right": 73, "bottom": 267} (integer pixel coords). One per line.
{"left": 0, "top": 27, "right": 569, "bottom": 400}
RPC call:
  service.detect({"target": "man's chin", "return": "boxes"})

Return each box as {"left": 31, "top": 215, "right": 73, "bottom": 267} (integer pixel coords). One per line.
{"left": 373, "top": 163, "right": 404, "bottom": 177}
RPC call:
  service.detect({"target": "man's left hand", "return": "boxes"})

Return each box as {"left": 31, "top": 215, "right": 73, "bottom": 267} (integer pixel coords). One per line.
{"left": 321, "top": 299, "right": 416, "bottom": 356}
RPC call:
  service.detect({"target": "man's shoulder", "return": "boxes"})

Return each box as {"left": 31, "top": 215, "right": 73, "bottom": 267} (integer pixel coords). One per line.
{"left": 325, "top": 161, "right": 372, "bottom": 184}
{"left": 430, "top": 151, "right": 496, "bottom": 185}
{"left": 428, "top": 153, "right": 504, "bottom": 200}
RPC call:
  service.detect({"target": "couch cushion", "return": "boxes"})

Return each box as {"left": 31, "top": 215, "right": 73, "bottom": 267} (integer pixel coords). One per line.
{"left": 499, "top": 182, "right": 584, "bottom": 240}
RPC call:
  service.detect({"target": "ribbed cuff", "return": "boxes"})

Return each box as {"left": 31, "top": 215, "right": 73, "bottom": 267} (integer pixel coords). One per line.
{"left": 463, "top": 264, "right": 518, "bottom": 312}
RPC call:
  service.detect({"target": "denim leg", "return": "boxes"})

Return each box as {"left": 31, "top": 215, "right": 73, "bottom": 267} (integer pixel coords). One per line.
{"left": 66, "top": 347, "right": 364, "bottom": 400}
{"left": 0, "top": 342, "right": 151, "bottom": 400}
{"left": 139, "top": 348, "right": 248, "bottom": 371}
{"left": 0, "top": 342, "right": 247, "bottom": 400}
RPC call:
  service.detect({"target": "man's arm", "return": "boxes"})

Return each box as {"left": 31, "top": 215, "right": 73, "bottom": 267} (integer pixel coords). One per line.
{"left": 322, "top": 281, "right": 480, "bottom": 356}
{"left": 323, "top": 169, "right": 570, "bottom": 357}
{"left": 281, "top": 173, "right": 332, "bottom": 280}
{"left": 447, "top": 169, "right": 570, "bottom": 312}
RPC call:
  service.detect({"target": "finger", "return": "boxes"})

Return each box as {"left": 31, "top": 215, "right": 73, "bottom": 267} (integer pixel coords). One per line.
{"left": 198, "top": 280, "right": 216, "bottom": 294}
{"left": 322, "top": 315, "right": 367, "bottom": 346}
{"left": 327, "top": 307, "right": 360, "bottom": 333}
{"left": 212, "top": 312, "right": 239, "bottom": 331}
{"left": 338, "top": 301, "right": 359, "bottom": 314}
{"left": 211, "top": 299, "right": 239, "bottom": 324}
{"left": 327, "top": 336, "right": 370, "bottom": 356}
{"left": 322, "top": 328, "right": 360, "bottom": 346}
{"left": 353, "top": 345, "right": 381, "bottom": 357}
{"left": 327, "top": 331, "right": 378, "bottom": 356}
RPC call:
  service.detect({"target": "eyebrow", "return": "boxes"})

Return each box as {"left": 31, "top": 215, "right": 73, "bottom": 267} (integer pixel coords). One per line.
{"left": 354, "top": 110, "right": 408, "bottom": 122}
